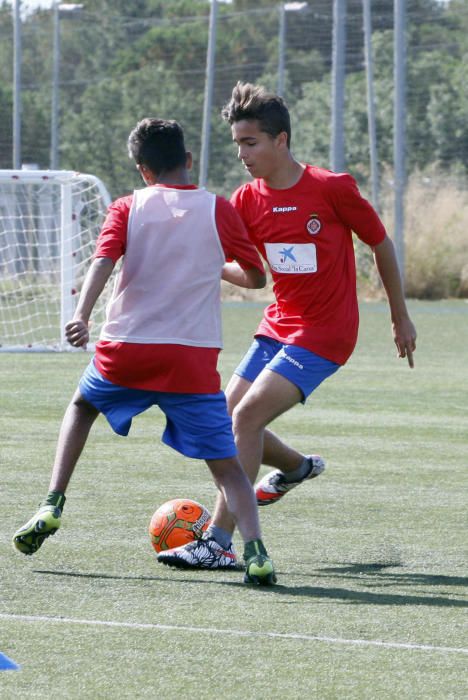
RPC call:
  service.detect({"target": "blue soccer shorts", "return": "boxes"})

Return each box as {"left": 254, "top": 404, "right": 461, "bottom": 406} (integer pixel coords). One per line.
{"left": 234, "top": 335, "right": 340, "bottom": 401}
{"left": 78, "top": 360, "right": 236, "bottom": 460}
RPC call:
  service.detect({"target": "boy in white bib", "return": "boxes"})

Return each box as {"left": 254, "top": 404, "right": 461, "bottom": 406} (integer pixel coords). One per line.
{"left": 13, "top": 117, "right": 276, "bottom": 586}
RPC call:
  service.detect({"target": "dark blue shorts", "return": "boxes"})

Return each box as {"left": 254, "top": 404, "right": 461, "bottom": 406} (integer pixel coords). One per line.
{"left": 234, "top": 336, "right": 340, "bottom": 401}
{"left": 79, "top": 360, "right": 236, "bottom": 460}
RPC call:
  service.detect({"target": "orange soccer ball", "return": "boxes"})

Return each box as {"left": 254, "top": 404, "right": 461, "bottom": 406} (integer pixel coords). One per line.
{"left": 149, "top": 498, "right": 211, "bottom": 553}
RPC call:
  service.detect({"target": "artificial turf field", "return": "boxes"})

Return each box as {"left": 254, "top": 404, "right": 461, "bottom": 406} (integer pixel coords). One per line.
{"left": 1, "top": 300, "right": 467, "bottom": 699}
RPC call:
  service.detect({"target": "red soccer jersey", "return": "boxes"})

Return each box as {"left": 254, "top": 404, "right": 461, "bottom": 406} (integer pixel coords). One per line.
{"left": 92, "top": 184, "right": 264, "bottom": 392}
{"left": 231, "top": 165, "right": 386, "bottom": 365}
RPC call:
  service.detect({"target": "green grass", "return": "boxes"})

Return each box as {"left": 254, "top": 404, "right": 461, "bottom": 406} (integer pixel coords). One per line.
{"left": 1, "top": 301, "right": 467, "bottom": 699}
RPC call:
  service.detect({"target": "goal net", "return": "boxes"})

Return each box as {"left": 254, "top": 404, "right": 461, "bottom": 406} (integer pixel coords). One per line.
{"left": 0, "top": 169, "right": 115, "bottom": 352}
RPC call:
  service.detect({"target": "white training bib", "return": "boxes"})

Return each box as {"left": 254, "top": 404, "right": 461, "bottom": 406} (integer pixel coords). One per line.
{"left": 101, "top": 186, "right": 225, "bottom": 347}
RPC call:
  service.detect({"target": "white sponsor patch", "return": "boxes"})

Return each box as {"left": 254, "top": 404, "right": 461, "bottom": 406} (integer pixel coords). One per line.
{"left": 265, "top": 242, "right": 317, "bottom": 274}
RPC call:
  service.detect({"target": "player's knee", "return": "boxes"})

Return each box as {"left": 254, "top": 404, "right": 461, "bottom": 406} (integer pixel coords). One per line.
{"left": 232, "top": 402, "right": 265, "bottom": 435}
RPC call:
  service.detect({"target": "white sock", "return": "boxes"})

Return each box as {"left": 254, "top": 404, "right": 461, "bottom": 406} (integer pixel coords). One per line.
{"left": 206, "top": 524, "right": 232, "bottom": 550}
{"left": 283, "top": 456, "right": 310, "bottom": 483}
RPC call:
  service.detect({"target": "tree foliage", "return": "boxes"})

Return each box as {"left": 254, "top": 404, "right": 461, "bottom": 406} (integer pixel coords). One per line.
{"left": 0, "top": 0, "right": 467, "bottom": 197}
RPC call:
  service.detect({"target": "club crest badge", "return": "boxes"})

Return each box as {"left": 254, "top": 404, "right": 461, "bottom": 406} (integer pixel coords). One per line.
{"left": 306, "top": 214, "right": 321, "bottom": 235}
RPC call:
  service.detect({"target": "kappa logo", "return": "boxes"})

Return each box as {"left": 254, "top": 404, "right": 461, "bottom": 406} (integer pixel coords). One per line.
{"left": 272, "top": 206, "right": 298, "bottom": 213}
{"left": 280, "top": 349, "right": 304, "bottom": 370}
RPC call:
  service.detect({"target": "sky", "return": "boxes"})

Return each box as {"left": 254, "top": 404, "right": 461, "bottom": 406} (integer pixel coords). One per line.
{"left": 7, "top": 0, "right": 56, "bottom": 14}
{"left": 6, "top": 0, "right": 231, "bottom": 9}
{"left": 11, "top": 0, "right": 54, "bottom": 9}
{"left": 5, "top": 0, "right": 452, "bottom": 15}
{"left": 6, "top": 0, "right": 232, "bottom": 13}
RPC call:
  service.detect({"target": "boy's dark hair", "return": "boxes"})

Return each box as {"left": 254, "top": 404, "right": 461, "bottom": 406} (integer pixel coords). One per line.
{"left": 127, "top": 118, "right": 187, "bottom": 176}
{"left": 221, "top": 82, "right": 291, "bottom": 148}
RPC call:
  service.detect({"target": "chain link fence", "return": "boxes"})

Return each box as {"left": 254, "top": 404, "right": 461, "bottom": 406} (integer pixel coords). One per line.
{"left": 1, "top": 0, "right": 467, "bottom": 297}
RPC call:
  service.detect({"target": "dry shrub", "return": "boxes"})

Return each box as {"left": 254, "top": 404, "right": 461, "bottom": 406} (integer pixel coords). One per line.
{"left": 382, "top": 172, "right": 468, "bottom": 299}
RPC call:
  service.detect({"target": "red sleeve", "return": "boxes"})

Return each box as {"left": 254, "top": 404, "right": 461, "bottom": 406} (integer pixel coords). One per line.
{"left": 94, "top": 194, "right": 133, "bottom": 263}
{"left": 230, "top": 186, "right": 247, "bottom": 222}
{"left": 328, "top": 173, "right": 386, "bottom": 246}
{"left": 215, "top": 195, "right": 264, "bottom": 273}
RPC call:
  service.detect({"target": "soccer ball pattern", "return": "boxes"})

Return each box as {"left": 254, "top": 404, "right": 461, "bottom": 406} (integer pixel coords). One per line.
{"left": 149, "top": 499, "right": 211, "bottom": 553}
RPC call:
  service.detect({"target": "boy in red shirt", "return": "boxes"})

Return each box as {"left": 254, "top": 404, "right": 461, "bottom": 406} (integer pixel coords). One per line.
{"left": 160, "top": 82, "right": 417, "bottom": 570}
{"left": 13, "top": 117, "right": 276, "bottom": 586}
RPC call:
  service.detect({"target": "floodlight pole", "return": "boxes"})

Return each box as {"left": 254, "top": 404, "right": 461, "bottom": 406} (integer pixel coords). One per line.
{"left": 199, "top": 0, "right": 219, "bottom": 188}
{"left": 362, "top": 0, "right": 380, "bottom": 212}
{"left": 13, "top": 0, "right": 22, "bottom": 168}
{"left": 394, "top": 0, "right": 406, "bottom": 282}
{"left": 278, "top": 5, "right": 286, "bottom": 97}
{"left": 50, "top": 2, "right": 60, "bottom": 170}
{"left": 50, "top": 3, "right": 84, "bottom": 170}
{"left": 330, "top": 0, "right": 346, "bottom": 173}
{"left": 277, "top": 3, "right": 308, "bottom": 98}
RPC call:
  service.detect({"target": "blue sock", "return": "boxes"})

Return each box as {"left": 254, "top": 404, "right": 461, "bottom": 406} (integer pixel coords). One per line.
{"left": 206, "top": 525, "right": 232, "bottom": 550}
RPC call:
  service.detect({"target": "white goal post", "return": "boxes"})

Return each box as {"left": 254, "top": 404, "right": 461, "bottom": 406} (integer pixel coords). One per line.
{"left": 0, "top": 169, "right": 115, "bottom": 351}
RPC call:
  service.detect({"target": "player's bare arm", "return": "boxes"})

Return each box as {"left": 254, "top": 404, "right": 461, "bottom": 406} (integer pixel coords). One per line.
{"left": 65, "top": 256, "right": 115, "bottom": 348}
{"left": 222, "top": 261, "right": 266, "bottom": 289}
{"left": 372, "top": 235, "right": 417, "bottom": 367}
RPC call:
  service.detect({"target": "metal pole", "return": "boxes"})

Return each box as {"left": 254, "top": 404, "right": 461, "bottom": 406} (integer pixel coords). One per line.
{"left": 394, "top": 0, "right": 406, "bottom": 282}
{"left": 199, "top": 0, "right": 218, "bottom": 188}
{"left": 277, "top": 4, "right": 286, "bottom": 97}
{"left": 50, "top": 1, "right": 60, "bottom": 170}
{"left": 60, "top": 182, "right": 74, "bottom": 349}
{"left": 13, "top": 0, "right": 22, "bottom": 169}
{"left": 330, "top": 0, "right": 346, "bottom": 172}
{"left": 362, "top": 0, "right": 380, "bottom": 212}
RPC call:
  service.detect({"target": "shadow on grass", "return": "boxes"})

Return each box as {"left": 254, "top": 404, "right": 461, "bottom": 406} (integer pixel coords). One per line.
{"left": 316, "top": 561, "right": 468, "bottom": 588}
{"left": 269, "top": 586, "right": 468, "bottom": 607}
{"left": 33, "top": 567, "right": 468, "bottom": 607}
{"left": 32, "top": 568, "right": 245, "bottom": 587}
{"left": 273, "top": 561, "right": 468, "bottom": 606}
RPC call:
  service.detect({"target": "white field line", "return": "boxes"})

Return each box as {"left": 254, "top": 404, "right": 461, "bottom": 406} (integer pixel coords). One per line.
{"left": 1, "top": 612, "right": 467, "bottom": 655}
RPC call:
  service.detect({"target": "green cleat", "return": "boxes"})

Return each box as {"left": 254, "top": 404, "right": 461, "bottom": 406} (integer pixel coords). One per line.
{"left": 13, "top": 505, "right": 62, "bottom": 556}
{"left": 243, "top": 539, "right": 277, "bottom": 586}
